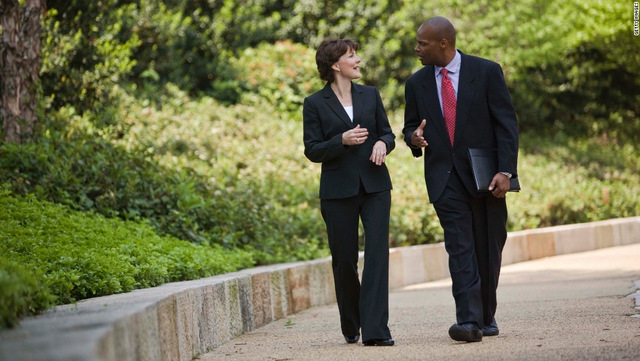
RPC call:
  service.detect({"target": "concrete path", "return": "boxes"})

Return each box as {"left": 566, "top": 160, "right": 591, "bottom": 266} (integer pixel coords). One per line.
{"left": 199, "top": 243, "right": 640, "bottom": 361}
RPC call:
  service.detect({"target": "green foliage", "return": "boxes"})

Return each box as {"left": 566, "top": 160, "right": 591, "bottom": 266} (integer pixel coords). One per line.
{"left": 41, "top": 1, "right": 140, "bottom": 119}
{"left": 3, "top": 0, "right": 640, "bottom": 329}
{"left": 0, "top": 259, "right": 54, "bottom": 330}
{"left": 0, "top": 113, "right": 221, "bottom": 245}
{"left": 127, "top": 0, "right": 213, "bottom": 94}
{"left": 0, "top": 84, "right": 329, "bottom": 265}
{"left": 232, "top": 40, "right": 324, "bottom": 114}
{"left": 510, "top": 134, "right": 640, "bottom": 229}
{"left": 450, "top": 0, "right": 640, "bottom": 142}
{"left": 112, "top": 84, "right": 329, "bottom": 264}
{"left": 39, "top": 0, "right": 640, "bottom": 141}
{"left": 0, "top": 186, "right": 254, "bottom": 329}
{"left": 276, "top": 0, "right": 414, "bottom": 109}
{"left": 117, "top": 0, "right": 298, "bottom": 100}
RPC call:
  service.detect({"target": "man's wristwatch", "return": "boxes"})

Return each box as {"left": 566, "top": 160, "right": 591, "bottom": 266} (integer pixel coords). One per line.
{"left": 500, "top": 172, "right": 512, "bottom": 179}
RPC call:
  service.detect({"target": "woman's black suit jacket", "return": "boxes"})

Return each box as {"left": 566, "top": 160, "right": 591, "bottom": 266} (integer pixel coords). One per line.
{"left": 303, "top": 82, "right": 395, "bottom": 200}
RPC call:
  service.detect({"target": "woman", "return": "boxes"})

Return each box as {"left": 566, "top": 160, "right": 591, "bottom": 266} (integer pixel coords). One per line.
{"left": 302, "top": 37, "right": 395, "bottom": 346}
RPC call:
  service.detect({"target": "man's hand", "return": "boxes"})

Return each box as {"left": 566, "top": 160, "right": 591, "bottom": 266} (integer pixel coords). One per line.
{"left": 488, "top": 173, "right": 510, "bottom": 198}
{"left": 411, "top": 119, "right": 428, "bottom": 148}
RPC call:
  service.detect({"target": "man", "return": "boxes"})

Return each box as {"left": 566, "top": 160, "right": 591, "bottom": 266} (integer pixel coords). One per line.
{"left": 402, "top": 17, "right": 519, "bottom": 342}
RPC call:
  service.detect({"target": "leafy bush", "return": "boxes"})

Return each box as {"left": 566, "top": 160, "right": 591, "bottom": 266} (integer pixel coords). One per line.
{"left": 113, "top": 84, "right": 329, "bottom": 264}
{"left": 0, "top": 87, "right": 329, "bottom": 265}
{"left": 40, "top": 0, "right": 639, "bottom": 142}
{"left": 41, "top": 0, "right": 140, "bottom": 118}
{"left": 453, "top": 0, "right": 639, "bottom": 142}
{"left": 509, "top": 134, "right": 640, "bottom": 229}
{"left": 0, "top": 187, "right": 254, "bottom": 329}
{"left": 232, "top": 40, "right": 324, "bottom": 114}
{"left": 0, "top": 259, "right": 54, "bottom": 330}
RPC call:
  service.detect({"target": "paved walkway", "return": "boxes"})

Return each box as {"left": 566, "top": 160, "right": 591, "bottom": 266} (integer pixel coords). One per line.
{"left": 199, "top": 243, "right": 640, "bottom": 361}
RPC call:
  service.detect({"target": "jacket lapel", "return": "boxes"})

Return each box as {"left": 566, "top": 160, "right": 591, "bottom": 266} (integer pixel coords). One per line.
{"left": 420, "top": 66, "right": 451, "bottom": 148}
{"left": 322, "top": 83, "right": 354, "bottom": 128}
{"left": 454, "top": 53, "right": 477, "bottom": 147}
{"left": 351, "top": 83, "right": 364, "bottom": 125}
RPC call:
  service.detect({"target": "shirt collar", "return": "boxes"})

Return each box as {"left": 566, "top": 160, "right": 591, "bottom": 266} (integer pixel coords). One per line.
{"left": 435, "top": 50, "right": 461, "bottom": 76}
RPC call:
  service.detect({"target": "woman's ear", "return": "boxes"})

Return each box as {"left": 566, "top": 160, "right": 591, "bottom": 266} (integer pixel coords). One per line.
{"left": 331, "top": 63, "right": 340, "bottom": 72}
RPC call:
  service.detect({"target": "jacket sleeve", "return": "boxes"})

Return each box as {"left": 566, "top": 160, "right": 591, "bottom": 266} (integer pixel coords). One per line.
{"left": 374, "top": 87, "right": 396, "bottom": 154}
{"left": 487, "top": 63, "right": 519, "bottom": 177}
{"left": 402, "top": 77, "right": 424, "bottom": 158}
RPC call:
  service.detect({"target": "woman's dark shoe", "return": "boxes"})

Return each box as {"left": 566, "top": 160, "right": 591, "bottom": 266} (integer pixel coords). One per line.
{"left": 344, "top": 335, "right": 360, "bottom": 344}
{"left": 363, "top": 338, "right": 395, "bottom": 346}
{"left": 449, "top": 323, "right": 482, "bottom": 342}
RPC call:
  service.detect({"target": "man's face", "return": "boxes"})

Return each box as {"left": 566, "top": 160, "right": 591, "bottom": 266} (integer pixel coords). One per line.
{"left": 414, "top": 24, "right": 441, "bottom": 66}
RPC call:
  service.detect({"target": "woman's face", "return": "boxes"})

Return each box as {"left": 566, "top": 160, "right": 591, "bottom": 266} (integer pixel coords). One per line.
{"left": 332, "top": 47, "right": 361, "bottom": 80}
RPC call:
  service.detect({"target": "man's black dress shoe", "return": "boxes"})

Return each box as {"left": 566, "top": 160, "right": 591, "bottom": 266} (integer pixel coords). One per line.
{"left": 363, "top": 338, "right": 395, "bottom": 346}
{"left": 448, "top": 323, "right": 482, "bottom": 342}
{"left": 482, "top": 325, "right": 499, "bottom": 336}
{"left": 344, "top": 335, "right": 360, "bottom": 344}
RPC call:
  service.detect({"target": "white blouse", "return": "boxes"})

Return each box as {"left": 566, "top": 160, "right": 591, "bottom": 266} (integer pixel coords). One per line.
{"left": 344, "top": 106, "right": 354, "bottom": 122}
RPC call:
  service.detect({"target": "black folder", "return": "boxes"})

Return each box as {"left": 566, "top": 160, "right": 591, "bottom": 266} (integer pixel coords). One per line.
{"left": 467, "top": 148, "right": 520, "bottom": 192}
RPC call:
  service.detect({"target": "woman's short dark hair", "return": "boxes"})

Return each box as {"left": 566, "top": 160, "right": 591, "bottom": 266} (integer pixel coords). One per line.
{"left": 315, "top": 38, "right": 359, "bottom": 83}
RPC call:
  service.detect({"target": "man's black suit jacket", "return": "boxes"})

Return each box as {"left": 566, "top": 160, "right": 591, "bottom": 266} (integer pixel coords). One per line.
{"left": 303, "top": 82, "right": 396, "bottom": 200}
{"left": 403, "top": 52, "right": 519, "bottom": 203}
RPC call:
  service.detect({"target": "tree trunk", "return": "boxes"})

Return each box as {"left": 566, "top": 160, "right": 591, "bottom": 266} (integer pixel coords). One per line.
{"left": 0, "top": 0, "right": 45, "bottom": 143}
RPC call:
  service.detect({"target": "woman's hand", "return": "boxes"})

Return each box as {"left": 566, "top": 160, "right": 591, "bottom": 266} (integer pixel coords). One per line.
{"left": 342, "top": 124, "right": 369, "bottom": 145}
{"left": 370, "top": 140, "right": 387, "bottom": 165}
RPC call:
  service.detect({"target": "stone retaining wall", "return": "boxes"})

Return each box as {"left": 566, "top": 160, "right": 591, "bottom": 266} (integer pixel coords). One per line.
{"left": 1, "top": 217, "right": 639, "bottom": 361}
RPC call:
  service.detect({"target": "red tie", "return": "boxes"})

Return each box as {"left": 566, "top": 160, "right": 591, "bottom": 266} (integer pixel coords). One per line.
{"left": 440, "top": 68, "right": 456, "bottom": 145}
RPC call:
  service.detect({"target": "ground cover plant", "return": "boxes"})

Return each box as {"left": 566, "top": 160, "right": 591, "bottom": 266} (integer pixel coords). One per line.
{"left": 0, "top": 187, "right": 254, "bottom": 329}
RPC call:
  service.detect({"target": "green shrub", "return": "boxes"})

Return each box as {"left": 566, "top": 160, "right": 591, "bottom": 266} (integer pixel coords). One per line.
{"left": 232, "top": 40, "right": 324, "bottom": 114}
{"left": 509, "top": 134, "right": 640, "bottom": 229}
{"left": 0, "top": 86, "right": 330, "bottom": 265}
{"left": 40, "top": 0, "right": 639, "bottom": 142}
{"left": 0, "top": 187, "right": 254, "bottom": 329}
{"left": 113, "top": 84, "right": 329, "bottom": 264}
{"left": 0, "top": 259, "right": 54, "bottom": 329}
{"left": 41, "top": 1, "right": 140, "bottom": 118}
{"left": 453, "top": 0, "right": 639, "bottom": 143}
